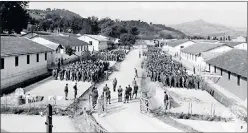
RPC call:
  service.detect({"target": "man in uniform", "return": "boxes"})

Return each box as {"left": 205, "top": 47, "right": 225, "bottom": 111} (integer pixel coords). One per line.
{"left": 134, "top": 68, "right": 138, "bottom": 78}
{"left": 91, "top": 86, "right": 98, "bottom": 109}
{"left": 124, "top": 87, "right": 129, "bottom": 103}
{"left": 113, "top": 78, "right": 117, "bottom": 92}
{"left": 117, "top": 85, "right": 123, "bottom": 102}
{"left": 100, "top": 92, "right": 105, "bottom": 112}
{"left": 73, "top": 83, "right": 78, "bottom": 99}
{"left": 64, "top": 84, "right": 68, "bottom": 100}
{"left": 133, "top": 84, "right": 138, "bottom": 99}
{"left": 103, "top": 84, "right": 109, "bottom": 94}
{"left": 128, "top": 85, "right": 132, "bottom": 100}
{"left": 106, "top": 88, "right": 111, "bottom": 104}
{"left": 132, "top": 78, "right": 137, "bottom": 89}
{"left": 52, "top": 68, "right": 56, "bottom": 79}
{"left": 164, "top": 91, "right": 169, "bottom": 112}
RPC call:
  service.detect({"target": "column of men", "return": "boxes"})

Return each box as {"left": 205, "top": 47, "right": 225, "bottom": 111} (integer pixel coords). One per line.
{"left": 90, "top": 77, "right": 139, "bottom": 110}
{"left": 97, "top": 49, "right": 126, "bottom": 62}
{"left": 144, "top": 47, "right": 203, "bottom": 90}
{"left": 52, "top": 60, "right": 109, "bottom": 83}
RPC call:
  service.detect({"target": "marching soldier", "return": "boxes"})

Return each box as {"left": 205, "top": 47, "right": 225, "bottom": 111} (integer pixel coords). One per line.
{"left": 117, "top": 85, "right": 123, "bottom": 102}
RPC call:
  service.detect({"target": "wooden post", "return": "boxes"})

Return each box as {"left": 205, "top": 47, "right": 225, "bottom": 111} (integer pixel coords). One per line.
{"left": 45, "top": 104, "right": 53, "bottom": 133}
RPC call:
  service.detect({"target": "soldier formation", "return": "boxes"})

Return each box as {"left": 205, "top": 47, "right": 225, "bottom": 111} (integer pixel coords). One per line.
{"left": 52, "top": 60, "right": 110, "bottom": 83}
{"left": 143, "top": 47, "right": 203, "bottom": 90}
{"left": 97, "top": 49, "right": 126, "bottom": 62}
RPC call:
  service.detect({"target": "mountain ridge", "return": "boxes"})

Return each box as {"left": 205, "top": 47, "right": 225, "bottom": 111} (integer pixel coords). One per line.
{"left": 169, "top": 19, "right": 247, "bottom": 37}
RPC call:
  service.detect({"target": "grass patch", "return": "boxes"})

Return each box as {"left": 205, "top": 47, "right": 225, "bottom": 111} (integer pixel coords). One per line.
{"left": 154, "top": 111, "right": 233, "bottom": 122}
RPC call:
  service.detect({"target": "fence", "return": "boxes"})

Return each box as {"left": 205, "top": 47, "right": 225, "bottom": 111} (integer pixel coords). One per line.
{"left": 81, "top": 108, "right": 108, "bottom": 132}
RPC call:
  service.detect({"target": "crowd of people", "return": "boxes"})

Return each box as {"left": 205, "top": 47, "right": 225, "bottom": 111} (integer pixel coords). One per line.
{"left": 52, "top": 60, "right": 110, "bottom": 83}
{"left": 89, "top": 76, "right": 139, "bottom": 111}
{"left": 143, "top": 47, "right": 203, "bottom": 90}
{"left": 96, "top": 49, "right": 127, "bottom": 62}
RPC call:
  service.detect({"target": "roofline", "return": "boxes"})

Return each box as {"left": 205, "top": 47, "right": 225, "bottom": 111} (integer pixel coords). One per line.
{"left": 181, "top": 43, "right": 227, "bottom": 55}
{"left": 203, "top": 44, "right": 231, "bottom": 52}
{"left": 39, "top": 36, "right": 89, "bottom": 46}
{"left": 1, "top": 50, "right": 54, "bottom": 57}
{"left": 83, "top": 35, "right": 109, "bottom": 42}
{"left": 207, "top": 63, "right": 247, "bottom": 79}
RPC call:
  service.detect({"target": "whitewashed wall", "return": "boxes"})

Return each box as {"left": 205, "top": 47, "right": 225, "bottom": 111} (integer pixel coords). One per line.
{"left": 208, "top": 64, "right": 247, "bottom": 100}
{"left": 1, "top": 53, "right": 48, "bottom": 89}
{"left": 78, "top": 36, "right": 108, "bottom": 51}
{"left": 234, "top": 43, "right": 247, "bottom": 50}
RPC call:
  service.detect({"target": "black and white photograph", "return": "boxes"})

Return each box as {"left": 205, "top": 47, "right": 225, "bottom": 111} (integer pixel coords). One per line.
{"left": 0, "top": 1, "right": 247, "bottom": 132}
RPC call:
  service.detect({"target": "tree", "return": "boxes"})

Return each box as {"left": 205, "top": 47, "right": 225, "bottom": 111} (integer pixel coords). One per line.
{"left": 120, "top": 33, "right": 136, "bottom": 47}
{"left": 46, "top": 8, "right": 51, "bottom": 12}
{"left": 64, "top": 45, "right": 76, "bottom": 56}
{"left": 88, "top": 16, "right": 100, "bottom": 35}
{"left": 70, "top": 17, "right": 82, "bottom": 34}
{"left": 129, "top": 27, "right": 139, "bottom": 36}
{"left": 1, "top": 1, "right": 30, "bottom": 34}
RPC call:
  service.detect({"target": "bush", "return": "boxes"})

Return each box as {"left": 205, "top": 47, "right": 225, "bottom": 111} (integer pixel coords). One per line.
{"left": 208, "top": 117, "right": 215, "bottom": 121}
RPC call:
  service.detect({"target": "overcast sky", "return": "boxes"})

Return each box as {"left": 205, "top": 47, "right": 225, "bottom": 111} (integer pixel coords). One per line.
{"left": 28, "top": 2, "right": 247, "bottom": 28}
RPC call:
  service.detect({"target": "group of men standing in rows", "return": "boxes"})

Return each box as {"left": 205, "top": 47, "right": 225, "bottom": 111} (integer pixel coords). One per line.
{"left": 143, "top": 47, "right": 203, "bottom": 90}
{"left": 97, "top": 49, "right": 127, "bottom": 62}
{"left": 52, "top": 60, "right": 110, "bottom": 83}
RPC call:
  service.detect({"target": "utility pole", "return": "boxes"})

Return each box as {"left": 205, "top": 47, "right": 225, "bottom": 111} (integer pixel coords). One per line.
{"left": 45, "top": 104, "right": 53, "bottom": 133}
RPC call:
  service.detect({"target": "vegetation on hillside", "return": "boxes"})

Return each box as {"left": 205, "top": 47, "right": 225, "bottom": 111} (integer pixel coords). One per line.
{"left": 1, "top": 1, "right": 186, "bottom": 44}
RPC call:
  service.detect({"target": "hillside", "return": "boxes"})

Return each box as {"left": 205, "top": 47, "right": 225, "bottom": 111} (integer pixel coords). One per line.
{"left": 170, "top": 19, "right": 247, "bottom": 37}
{"left": 27, "top": 9, "right": 186, "bottom": 39}
{"left": 27, "top": 8, "right": 82, "bottom": 20}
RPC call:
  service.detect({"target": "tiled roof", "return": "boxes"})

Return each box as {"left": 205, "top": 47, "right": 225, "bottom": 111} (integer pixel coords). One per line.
{"left": 181, "top": 43, "right": 224, "bottom": 55}
{"left": 82, "top": 34, "right": 109, "bottom": 42}
{"left": 220, "top": 41, "right": 246, "bottom": 47}
{"left": 167, "top": 39, "right": 192, "bottom": 47}
{"left": 1, "top": 36, "right": 53, "bottom": 57}
{"left": 40, "top": 35, "right": 89, "bottom": 46}
{"left": 206, "top": 49, "right": 247, "bottom": 78}
{"left": 192, "top": 40, "right": 219, "bottom": 43}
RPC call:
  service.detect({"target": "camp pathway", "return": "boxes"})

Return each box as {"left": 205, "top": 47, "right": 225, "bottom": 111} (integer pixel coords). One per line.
{"left": 91, "top": 47, "right": 183, "bottom": 132}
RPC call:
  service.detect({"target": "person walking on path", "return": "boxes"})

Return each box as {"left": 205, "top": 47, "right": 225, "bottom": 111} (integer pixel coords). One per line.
{"left": 106, "top": 88, "right": 111, "bottom": 104}
{"left": 134, "top": 68, "right": 138, "bottom": 78}
{"left": 113, "top": 78, "right": 117, "bottom": 92}
{"left": 73, "top": 83, "right": 78, "bottom": 99}
{"left": 133, "top": 84, "right": 138, "bottom": 99}
{"left": 64, "top": 84, "right": 68, "bottom": 100}
{"left": 124, "top": 87, "right": 129, "bottom": 103}
{"left": 164, "top": 91, "right": 169, "bottom": 113}
{"left": 117, "top": 85, "right": 123, "bottom": 102}
{"left": 128, "top": 85, "right": 133, "bottom": 100}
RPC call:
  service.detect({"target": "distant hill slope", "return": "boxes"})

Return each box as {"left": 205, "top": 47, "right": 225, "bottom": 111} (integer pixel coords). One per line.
{"left": 120, "top": 21, "right": 186, "bottom": 39}
{"left": 170, "top": 19, "right": 247, "bottom": 37}
{"left": 27, "top": 9, "right": 81, "bottom": 20}
{"left": 27, "top": 9, "right": 186, "bottom": 39}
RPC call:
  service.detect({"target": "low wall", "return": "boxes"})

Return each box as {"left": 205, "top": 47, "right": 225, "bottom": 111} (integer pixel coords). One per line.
{"left": 1, "top": 68, "right": 51, "bottom": 95}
